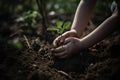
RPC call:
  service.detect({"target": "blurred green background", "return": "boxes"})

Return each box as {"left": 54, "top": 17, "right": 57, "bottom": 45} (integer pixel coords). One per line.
{"left": 0, "top": 0, "right": 113, "bottom": 17}
{"left": 0, "top": 0, "right": 116, "bottom": 51}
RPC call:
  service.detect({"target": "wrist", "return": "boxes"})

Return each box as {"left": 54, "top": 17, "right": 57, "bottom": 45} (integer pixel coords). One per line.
{"left": 80, "top": 38, "right": 90, "bottom": 49}
{"left": 70, "top": 28, "right": 83, "bottom": 38}
{"left": 70, "top": 29, "right": 79, "bottom": 38}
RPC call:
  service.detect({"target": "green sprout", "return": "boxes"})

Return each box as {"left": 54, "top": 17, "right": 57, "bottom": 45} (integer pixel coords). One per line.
{"left": 47, "top": 20, "right": 71, "bottom": 35}
{"left": 47, "top": 20, "right": 71, "bottom": 46}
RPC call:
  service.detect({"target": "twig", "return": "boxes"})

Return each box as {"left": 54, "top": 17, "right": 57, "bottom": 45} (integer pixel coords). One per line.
{"left": 57, "top": 70, "right": 73, "bottom": 80}
{"left": 23, "top": 35, "right": 32, "bottom": 49}
{"left": 9, "top": 30, "right": 23, "bottom": 38}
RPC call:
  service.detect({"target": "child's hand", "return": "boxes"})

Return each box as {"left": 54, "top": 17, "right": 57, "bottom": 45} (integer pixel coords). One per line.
{"left": 53, "top": 30, "right": 78, "bottom": 47}
{"left": 52, "top": 37, "right": 84, "bottom": 58}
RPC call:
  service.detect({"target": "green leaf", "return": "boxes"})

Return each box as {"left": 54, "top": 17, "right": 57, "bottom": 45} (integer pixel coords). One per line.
{"left": 47, "top": 21, "right": 71, "bottom": 35}
{"left": 63, "top": 21, "right": 71, "bottom": 30}
{"left": 59, "top": 29, "right": 64, "bottom": 34}
{"left": 47, "top": 27, "right": 59, "bottom": 32}
{"left": 15, "top": 17, "right": 24, "bottom": 22}
{"left": 56, "top": 21, "right": 63, "bottom": 29}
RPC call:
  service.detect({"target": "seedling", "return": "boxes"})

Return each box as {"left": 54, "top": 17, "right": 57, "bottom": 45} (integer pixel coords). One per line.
{"left": 47, "top": 20, "right": 71, "bottom": 35}
{"left": 47, "top": 20, "right": 71, "bottom": 46}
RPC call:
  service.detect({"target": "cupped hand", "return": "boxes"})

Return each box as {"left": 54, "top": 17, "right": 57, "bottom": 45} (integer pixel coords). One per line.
{"left": 53, "top": 30, "right": 78, "bottom": 47}
{"left": 52, "top": 37, "right": 84, "bottom": 58}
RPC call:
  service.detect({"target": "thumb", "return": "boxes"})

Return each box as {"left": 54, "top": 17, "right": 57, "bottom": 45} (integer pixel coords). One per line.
{"left": 60, "top": 32, "right": 71, "bottom": 42}
{"left": 53, "top": 38, "right": 59, "bottom": 47}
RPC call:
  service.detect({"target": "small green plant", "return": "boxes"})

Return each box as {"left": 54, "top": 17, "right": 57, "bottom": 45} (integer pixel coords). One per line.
{"left": 47, "top": 20, "right": 71, "bottom": 35}
{"left": 15, "top": 10, "right": 41, "bottom": 27}
{"left": 47, "top": 20, "right": 71, "bottom": 46}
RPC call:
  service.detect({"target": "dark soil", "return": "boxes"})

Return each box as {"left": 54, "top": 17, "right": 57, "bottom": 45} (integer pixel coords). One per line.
{"left": 0, "top": 16, "right": 120, "bottom": 80}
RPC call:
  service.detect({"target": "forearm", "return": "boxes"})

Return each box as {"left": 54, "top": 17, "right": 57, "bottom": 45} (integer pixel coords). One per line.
{"left": 81, "top": 10, "right": 120, "bottom": 48}
{"left": 71, "top": 0, "right": 97, "bottom": 37}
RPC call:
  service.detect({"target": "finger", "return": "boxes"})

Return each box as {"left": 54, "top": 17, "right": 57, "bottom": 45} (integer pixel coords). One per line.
{"left": 59, "top": 31, "right": 73, "bottom": 42}
{"left": 54, "top": 45, "right": 70, "bottom": 58}
{"left": 58, "top": 34, "right": 68, "bottom": 43}
{"left": 63, "top": 37, "right": 72, "bottom": 45}
{"left": 61, "top": 32, "right": 70, "bottom": 39}
{"left": 62, "top": 30, "right": 78, "bottom": 38}
{"left": 52, "top": 46, "right": 65, "bottom": 53}
{"left": 53, "top": 36, "right": 61, "bottom": 47}
{"left": 53, "top": 36, "right": 67, "bottom": 47}
{"left": 54, "top": 50, "right": 66, "bottom": 57}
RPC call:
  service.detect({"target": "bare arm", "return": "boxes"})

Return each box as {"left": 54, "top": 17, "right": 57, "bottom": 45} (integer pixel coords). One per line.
{"left": 53, "top": 0, "right": 97, "bottom": 47}
{"left": 71, "top": 0, "right": 97, "bottom": 37}
{"left": 81, "top": 8, "right": 120, "bottom": 48}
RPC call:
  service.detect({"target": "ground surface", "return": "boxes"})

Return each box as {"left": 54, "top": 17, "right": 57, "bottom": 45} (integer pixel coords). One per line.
{"left": 0, "top": 15, "right": 120, "bottom": 80}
